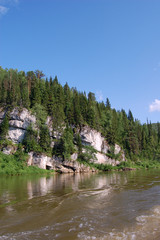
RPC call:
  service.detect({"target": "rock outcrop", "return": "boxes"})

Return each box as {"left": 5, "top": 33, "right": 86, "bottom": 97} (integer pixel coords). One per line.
{"left": 80, "top": 126, "right": 110, "bottom": 153}
{"left": 0, "top": 108, "right": 36, "bottom": 143}
{"left": 0, "top": 107, "right": 126, "bottom": 172}
{"left": 28, "top": 152, "right": 96, "bottom": 173}
{"left": 80, "top": 126, "right": 125, "bottom": 165}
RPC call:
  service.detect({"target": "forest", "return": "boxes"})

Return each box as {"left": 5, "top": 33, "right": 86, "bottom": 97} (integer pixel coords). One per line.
{"left": 0, "top": 66, "right": 160, "bottom": 164}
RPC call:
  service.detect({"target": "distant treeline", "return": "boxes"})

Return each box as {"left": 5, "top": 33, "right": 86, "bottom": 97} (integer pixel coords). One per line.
{"left": 0, "top": 66, "right": 160, "bottom": 161}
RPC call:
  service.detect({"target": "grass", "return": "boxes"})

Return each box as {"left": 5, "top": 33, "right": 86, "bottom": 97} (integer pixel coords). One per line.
{"left": 0, "top": 151, "right": 54, "bottom": 176}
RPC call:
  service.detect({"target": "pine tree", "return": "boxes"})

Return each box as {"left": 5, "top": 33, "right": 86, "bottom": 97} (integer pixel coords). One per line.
{"left": 106, "top": 98, "right": 111, "bottom": 110}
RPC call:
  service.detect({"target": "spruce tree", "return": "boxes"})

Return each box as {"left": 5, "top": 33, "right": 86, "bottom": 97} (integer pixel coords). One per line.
{"left": 39, "top": 125, "right": 51, "bottom": 152}
{"left": 0, "top": 115, "right": 9, "bottom": 139}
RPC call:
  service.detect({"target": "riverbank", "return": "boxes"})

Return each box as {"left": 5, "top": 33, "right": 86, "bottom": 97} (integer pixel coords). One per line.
{"left": 0, "top": 152, "right": 54, "bottom": 175}
{"left": 1, "top": 150, "right": 160, "bottom": 176}
{"left": 77, "top": 157, "right": 160, "bottom": 172}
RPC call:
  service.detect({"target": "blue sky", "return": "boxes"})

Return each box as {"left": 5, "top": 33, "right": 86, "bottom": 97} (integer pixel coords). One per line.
{"left": 0, "top": 0, "right": 160, "bottom": 124}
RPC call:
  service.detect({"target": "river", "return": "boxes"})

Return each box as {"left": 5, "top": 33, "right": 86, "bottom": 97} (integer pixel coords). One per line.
{"left": 0, "top": 170, "right": 160, "bottom": 240}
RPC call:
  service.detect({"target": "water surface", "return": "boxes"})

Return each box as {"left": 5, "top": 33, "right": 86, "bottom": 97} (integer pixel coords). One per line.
{"left": 1, "top": 170, "right": 160, "bottom": 239}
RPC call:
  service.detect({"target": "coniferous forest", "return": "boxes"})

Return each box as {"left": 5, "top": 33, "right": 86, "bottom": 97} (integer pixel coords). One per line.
{"left": 0, "top": 66, "right": 160, "bottom": 167}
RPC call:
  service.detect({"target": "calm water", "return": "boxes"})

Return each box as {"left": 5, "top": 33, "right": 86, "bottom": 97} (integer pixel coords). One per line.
{"left": 1, "top": 170, "right": 160, "bottom": 240}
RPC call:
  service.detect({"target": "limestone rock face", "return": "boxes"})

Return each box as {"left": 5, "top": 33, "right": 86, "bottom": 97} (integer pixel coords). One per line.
{"left": 95, "top": 152, "right": 120, "bottom": 166}
{"left": 46, "top": 116, "right": 64, "bottom": 140}
{"left": 0, "top": 108, "right": 36, "bottom": 144}
{"left": 0, "top": 108, "right": 6, "bottom": 119}
{"left": 28, "top": 152, "right": 53, "bottom": 169}
{"left": 80, "top": 126, "right": 110, "bottom": 153}
{"left": 70, "top": 153, "right": 78, "bottom": 161}
{"left": 0, "top": 107, "right": 126, "bottom": 171}
{"left": 8, "top": 108, "right": 36, "bottom": 143}
{"left": 114, "top": 144, "right": 121, "bottom": 154}
{"left": 2, "top": 146, "right": 16, "bottom": 155}
{"left": 8, "top": 127, "right": 26, "bottom": 143}
{"left": 27, "top": 152, "right": 95, "bottom": 173}
{"left": 53, "top": 159, "right": 96, "bottom": 173}
{"left": 10, "top": 108, "right": 36, "bottom": 124}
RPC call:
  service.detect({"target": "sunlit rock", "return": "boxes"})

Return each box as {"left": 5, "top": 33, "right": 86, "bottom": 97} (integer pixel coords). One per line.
{"left": 7, "top": 127, "right": 26, "bottom": 143}
{"left": 80, "top": 126, "right": 110, "bottom": 153}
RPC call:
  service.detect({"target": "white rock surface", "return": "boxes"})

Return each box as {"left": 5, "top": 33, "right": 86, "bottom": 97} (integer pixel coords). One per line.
{"left": 2, "top": 146, "right": 14, "bottom": 155}
{"left": 6, "top": 108, "right": 36, "bottom": 143}
{"left": 28, "top": 152, "right": 53, "bottom": 169}
{"left": 114, "top": 144, "right": 121, "bottom": 154}
{"left": 10, "top": 108, "right": 36, "bottom": 123}
{"left": 0, "top": 107, "right": 126, "bottom": 171}
{"left": 7, "top": 127, "right": 26, "bottom": 143}
{"left": 95, "top": 152, "right": 120, "bottom": 166}
{"left": 80, "top": 126, "right": 110, "bottom": 153}
{"left": 0, "top": 108, "right": 6, "bottom": 119}
{"left": 71, "top": 153, "right": 78, "bottom": 161}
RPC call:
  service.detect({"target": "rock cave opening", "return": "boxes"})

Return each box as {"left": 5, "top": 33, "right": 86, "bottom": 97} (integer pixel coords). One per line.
{"left": 46, "top": 165, "right": 52, "bottom": 170}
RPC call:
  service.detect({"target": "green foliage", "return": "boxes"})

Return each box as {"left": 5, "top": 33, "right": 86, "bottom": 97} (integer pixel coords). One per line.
{"left": 117, "top": 158, "right": 160, "bottom": 170}
{"left": 32, "top": 103, "right": 47, "bottom": 126}
{"left": 53, "top": 125, "right": 75, "bottom": 160}
{"left": 22, "top": 125, "right": 40, "bottom": 152}
{"left": 75, "top": 133, "right": 82, "bottom": 154}
{"left": 106, "top": 145, "right": 121, "bottom": 160}
{"left": 78, "top": 145, "right": 97, "bottom": 163}
{"left": 0, "top": 151, "right": 53, "bottom": 175}
{"left": 0, "top": 150, "right": 27, "bottom": 175}
{"left": 0, "top": 139, "right": 13, "bottom": 149}
{"left": 0, "top": 115, "right": 9, "bottom": 139}
{"left": 39, "top": 125, "right": 51, "bottom": 153}
{"left": 0, "top": 66, "right": 160, "bottom": 165}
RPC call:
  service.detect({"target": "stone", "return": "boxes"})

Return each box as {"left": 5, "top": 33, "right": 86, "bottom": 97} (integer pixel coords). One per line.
{"left": 80, "top": 126, "right": 110, "bottom": 153}
{"left": 28, "top": 152, "right": 53, "bottom": 170}
{"left": 0, "top": 107, "right": 126, "bottom": 172}
{"left": 114, "top": 144, "right": 121, "bottom": 154}
{"left": 6, "top": 108, "right": 36, "bottom": 143}
{"left": 0, "top": 108, "right": 6, "bottom": 119}
{"left": 95, "top": 152, "right": 117, "bottom": 166}
{"left": 2, "top": 146, "right": 14, "bottom": 155}
{"left": 9, "top": 120, "right": 29, "bottom": 130}
{"left": 70, "top": 153, "right": 78, "bottom": 161}
{"left": 10, "top": 108, "right": 36, "bottom": 123}
{"left": 7, "top": 127, "right": 26, "bottom": 143}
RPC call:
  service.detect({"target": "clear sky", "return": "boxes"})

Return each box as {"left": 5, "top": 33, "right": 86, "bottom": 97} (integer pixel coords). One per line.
{"left": 0, "top": 0, "right": 160, "bottom": 124}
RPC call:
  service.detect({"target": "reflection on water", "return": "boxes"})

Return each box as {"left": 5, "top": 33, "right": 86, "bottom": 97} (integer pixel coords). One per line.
{"left": 1, "top": 170, "right": 160, "bottom": 239}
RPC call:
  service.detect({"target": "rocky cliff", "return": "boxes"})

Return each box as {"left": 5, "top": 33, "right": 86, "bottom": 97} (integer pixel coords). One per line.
{"left": 0, "top": 107, "right": 126, "bottom": 173}
{"left": 0, "top": 108, "right": 36, "bottom": 143}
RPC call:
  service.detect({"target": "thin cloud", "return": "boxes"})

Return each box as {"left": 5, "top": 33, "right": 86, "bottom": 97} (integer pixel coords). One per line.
{"left": 0, "top": 5, "right": 8, "bottom": 15}
{"left": 149, "top": 99, "right": 160, "bottom": 112}
{"left": 0, "top": 0, "right": 19, "bottom": 4}
{"left": 0, "top": 0, "right": 19, "bottom": 17}
{"left": 96, "top": 90, "right": 103, "bottom": 102}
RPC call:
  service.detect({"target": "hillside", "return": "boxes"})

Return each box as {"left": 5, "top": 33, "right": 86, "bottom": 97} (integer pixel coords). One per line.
{"left": 0, "top": 67, "right": 160, "bottom": 173}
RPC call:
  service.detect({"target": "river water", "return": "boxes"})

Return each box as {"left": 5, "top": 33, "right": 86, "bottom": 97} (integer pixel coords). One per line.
{"left": 1, "top": 170, "right": 160, "bottom": 240}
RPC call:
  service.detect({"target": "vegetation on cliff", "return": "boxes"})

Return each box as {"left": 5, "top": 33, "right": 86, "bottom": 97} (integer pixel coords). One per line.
{"left": 0, "top": 150, "right": 52, "bottom": 175}
{"left": 0, "top": 67, "right": 160, "bottom": 169}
